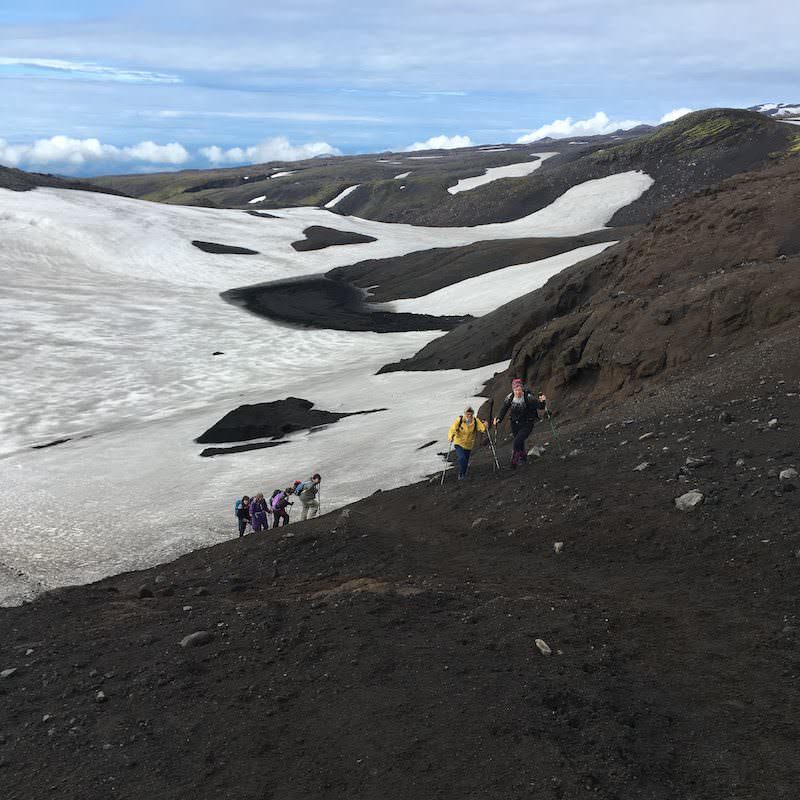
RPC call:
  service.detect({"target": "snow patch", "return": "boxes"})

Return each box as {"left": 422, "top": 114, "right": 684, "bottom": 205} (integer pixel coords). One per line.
{"left": 448, "top": 152, "right": 557, "bottom": 195}
{"left": 324, "top": 184, "right": 360, "bottom": 209}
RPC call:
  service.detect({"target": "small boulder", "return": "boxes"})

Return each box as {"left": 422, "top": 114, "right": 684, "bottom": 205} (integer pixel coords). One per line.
{"left": 718, "top": 411, "right": 733, "bottom": 425}
{"left": 767, "top": 418, "right": 779, "bottom": 429}
{"left": 137, "top": 585, "right": 154, "bottom": 599}
{"left": 95, "top": 691, "right": 107, "bottom": 703}
{"left": 675, "top": 490, "right": 704, "bottom": 511}
{"left": 633, "top": 462, "right": 651, "bottom": 472}
{"left": 535, "top": 639, "right": 552, "bottom": 656}
{"left": 553, "top": 542, "right": 564, "bottom": 554}
{"left": 471, "top": 517, "right": 488, "bottom": 529}
{"left": 180, "top": 631, "right": 214, "bottom": 649}
{"left": 638, "top": 432, "right": 655, "bottom": 441}
{"left": 779, "top": 468, "right": 799, "bottom": 481}
{"left": 527, "top": 446, "right": 545, "bottom": 458}
{"left": 0, "top": 668, "right": 17, "bottom": 679}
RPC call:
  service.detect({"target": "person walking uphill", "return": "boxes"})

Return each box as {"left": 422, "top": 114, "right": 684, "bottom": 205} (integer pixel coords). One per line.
{"left": 295, "top": 473, "right": 322, "bottom": 520}
{"left": 493, "top": 378, "right": 548, "bottom": 468}
{"left": 448, "top": 406, "right": 487, "bottom": 479}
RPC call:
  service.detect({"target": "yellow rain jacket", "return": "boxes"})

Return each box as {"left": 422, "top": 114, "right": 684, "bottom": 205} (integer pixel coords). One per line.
{"left": 448, "top": 415, "right": 486, "bottom": 450}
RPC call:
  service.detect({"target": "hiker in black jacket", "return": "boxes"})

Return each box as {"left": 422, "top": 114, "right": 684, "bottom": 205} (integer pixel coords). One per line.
{"left": 493, "top": 377, "right": 548, "bottom": 468}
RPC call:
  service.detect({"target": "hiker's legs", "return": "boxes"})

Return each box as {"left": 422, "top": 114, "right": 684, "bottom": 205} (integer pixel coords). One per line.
{"left": 238, "top": 518, "right": 247, "bottom": 537}
{"left": 454, "top": 445, "right": 471, "bottom": 478}
{"left": 301, "top": 499, "right": 320, "bottom": 520}
{"left": 511, "top": 423, "right": 533, "bottom": 466}
{"left": 274, "top": 510, "right": 289, "bottom": 527}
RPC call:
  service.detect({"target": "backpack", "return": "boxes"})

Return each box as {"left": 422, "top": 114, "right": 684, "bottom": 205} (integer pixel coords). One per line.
{"left": 456, "top": 415, "right": 477, "bottom": 432}
{"left": 294, "top": 482, "right": 305, "bottom": 496}
{"left": 234, "top": 498, "right": 243, "bottom": 517}
{"left": 271, "top": 490, "right": 285, "bottom": 511}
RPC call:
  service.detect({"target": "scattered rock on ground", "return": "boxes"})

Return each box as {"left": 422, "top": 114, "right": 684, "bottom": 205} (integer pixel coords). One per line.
{"left": 180, "top": 631, "right": 214, "bottom": 649}
{"left": 779, "top": 468, "right": 798, "bottom": 481}
{"left": 675, "top": 490, "right": 704, "bottom": 511}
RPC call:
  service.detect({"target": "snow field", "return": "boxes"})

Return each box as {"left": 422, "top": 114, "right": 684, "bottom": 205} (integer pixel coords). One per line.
{"left": 0, "top": 167, "right": 654, "bottom": 602}
{"left": 324, "top": 184, "right": 360, "bottom": 208}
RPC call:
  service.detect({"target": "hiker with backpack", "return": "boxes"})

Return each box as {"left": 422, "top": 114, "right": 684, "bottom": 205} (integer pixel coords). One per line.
{"left": 493, "top": 378, "right": 548, "bottom": 468}
{"left": 447, "top": 406, "right": 487, "bottom": 479}
{"left": 271, "top": 487, "right": 294, "bottom": 527}
{"left": 295, "top": 473, "right": 322, "bottom": 520}
{"left": 236, "top": 495, "right": 252, "bottom": 537}
{"left": 249, "top": 493, "right": 270, "bottom": 532}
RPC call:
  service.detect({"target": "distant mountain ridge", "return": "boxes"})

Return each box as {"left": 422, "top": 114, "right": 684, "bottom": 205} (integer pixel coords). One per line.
{"left": 749, "top": 102, "right": 800, "bottom": 118}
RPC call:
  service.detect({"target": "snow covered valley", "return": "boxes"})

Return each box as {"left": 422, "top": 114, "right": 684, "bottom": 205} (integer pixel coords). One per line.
{"left": 0, "top": 171, "right": 653, "bottom": 604}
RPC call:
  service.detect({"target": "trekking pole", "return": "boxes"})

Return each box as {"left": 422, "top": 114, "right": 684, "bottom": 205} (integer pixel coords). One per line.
{"left": 487, "top": 426, "right": 501, "bottom": 471}
{"left": 440, "top": 440, "right": 453, "bottom": 485}
{"left": 546, "top": 409, "right": 564, "bottom": 454}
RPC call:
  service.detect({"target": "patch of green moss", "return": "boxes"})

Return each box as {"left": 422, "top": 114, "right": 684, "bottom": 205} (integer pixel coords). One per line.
{"left": 789, "top": 134, "right": 800, "bottom": 155}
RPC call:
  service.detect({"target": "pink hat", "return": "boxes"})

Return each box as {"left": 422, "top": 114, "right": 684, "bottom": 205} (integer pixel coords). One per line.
{"left": 511, "top": 378, "right": 523, "bottom": 388}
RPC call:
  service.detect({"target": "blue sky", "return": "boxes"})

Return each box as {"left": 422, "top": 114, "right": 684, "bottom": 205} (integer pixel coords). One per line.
{"left": 1, "top": 0, "right": 798, "bottom": 175}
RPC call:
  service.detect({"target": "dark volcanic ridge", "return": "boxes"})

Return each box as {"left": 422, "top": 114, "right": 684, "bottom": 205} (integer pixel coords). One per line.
{"left": 221, "top": 275, "right": 471, "bottom": 333}
{"left": 191, "top": 240, "right": 260, "bottom": 255}
{"left": 381, "top": 154, "right": 800, "bottom": 420}
{"left": 196, "top": 396, "right": 387, "bottom": 445}
{"left": 328, "top": 228, "right": 634, "bottom": 302}
{"left": 86, "top": 109, "right": 797, "bottom": 230}
{"left": 291, "top": 225, "right": 377, "bottom": 252}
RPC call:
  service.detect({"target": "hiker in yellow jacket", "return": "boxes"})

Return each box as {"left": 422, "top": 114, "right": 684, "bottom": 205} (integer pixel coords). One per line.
{"left": 448, "top": 406, "right": 487, "bottom": 480}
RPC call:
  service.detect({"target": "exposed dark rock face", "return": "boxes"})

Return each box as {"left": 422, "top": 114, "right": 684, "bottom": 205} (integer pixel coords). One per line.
{"left": 291, "top": 225, "right": 377, "bottom": 252}
{"left": 196, "top": 397, "right": 386, "bottom": 444}
{"left": 328, "top": 229, "right": 632, "bottom": 302}
{"left": 0, "top": 165, "right": 126, "bottom": 196}
{"left": 221, "top": 276, "right": 471, "bottom": 333}
{"left": 191, "top": 240, "right": 259, "bottom": 255}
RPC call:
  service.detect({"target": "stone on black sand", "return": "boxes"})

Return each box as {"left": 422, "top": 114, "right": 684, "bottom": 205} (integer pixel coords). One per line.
{"left": 675, "top": 490, "right": 704, "bottom": 511}
{"left": 137, "top": 585, "right": 154, "bottom": 599}
{"left": 180, "top": 631, "right": 214, "bottom": 648}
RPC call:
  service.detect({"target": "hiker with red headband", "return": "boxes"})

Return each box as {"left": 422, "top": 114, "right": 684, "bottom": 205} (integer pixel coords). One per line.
{"left": 493, "top": 378, "right": 548, "bottom": 468}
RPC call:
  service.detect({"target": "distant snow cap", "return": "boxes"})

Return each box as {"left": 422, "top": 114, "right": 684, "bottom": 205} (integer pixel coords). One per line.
{"left": 404, "top": 134, "right": 473, "bottom": 152}
{"left": 515, "top": 112, "right": 645, "bottom": 143}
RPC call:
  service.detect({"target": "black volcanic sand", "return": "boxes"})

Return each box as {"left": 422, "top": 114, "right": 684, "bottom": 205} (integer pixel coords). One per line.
{"left": 0, "top": 164, "right": 127, "bottom": 196}
{"left": 196, "top": 396, "right": 387, "bottom": 444}
{"left": 191, "top": 240, "right": 260, "bottom": 255}
{"left": 221, "top": 275, "right": 471, "bottom": 333}
{"left": 200, "top": 441, "right": 289, "bottom": 458}
{"left": 328, "top": 228, "right": 633, "bottom": 302}
{"left": 1, "top": 346, "right": 798, "bottom": 800}
{"left": 291, "top": 225, "right": 377, "bottom": 252}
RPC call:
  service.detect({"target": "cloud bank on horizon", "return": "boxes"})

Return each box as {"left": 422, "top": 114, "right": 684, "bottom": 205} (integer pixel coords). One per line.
{"left": 0, "top": 0, "right": 797, "bottom": 175}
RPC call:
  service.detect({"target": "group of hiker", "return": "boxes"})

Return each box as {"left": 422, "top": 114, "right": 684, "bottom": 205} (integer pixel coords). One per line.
{"left": 447, "top": 377, "right": 549, "bottom": 479}
{"left": 235, "top": 473, "right": 321, "bottom": 536}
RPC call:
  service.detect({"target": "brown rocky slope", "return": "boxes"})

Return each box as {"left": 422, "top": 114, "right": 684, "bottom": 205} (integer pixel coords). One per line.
{"left": 383, "top": 155, "right": 800, "bottom": 423}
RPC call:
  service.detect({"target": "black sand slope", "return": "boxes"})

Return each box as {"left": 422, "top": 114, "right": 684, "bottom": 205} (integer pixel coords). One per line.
{"left": 1, "top": 339, "right": 798, "bottom": 800}
{"left": 291, "top": 225, "right": 377, "bottom": 252}
{"left": 196, "top": 396, "right": 387, "bottom": 444}
{"left": 328, "top": 228, "right": 634, "bottom": 302}
{"left": 221, "top": 276, "right": 471, "bottom": 333}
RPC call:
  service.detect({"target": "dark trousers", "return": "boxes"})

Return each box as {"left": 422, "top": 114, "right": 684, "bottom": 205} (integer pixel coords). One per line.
{"left": 511, "top": 422, "right": 534, "bottom": 463}
{"left": 238, "top": 518, "right": 248, "bottom": 537}
{"left": 273, "top": 509, "right": 290, "bottom": 527}
{"left": 454, "top": 444, "right": 472, "bottom": 478}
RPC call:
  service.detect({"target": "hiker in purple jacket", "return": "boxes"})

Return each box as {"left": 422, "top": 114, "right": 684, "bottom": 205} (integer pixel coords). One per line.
{"left": 271, "top": 487, "right": 293, "bottom": 527}
{"left": 249, "top": 493, "right": 269, "bottom": 532}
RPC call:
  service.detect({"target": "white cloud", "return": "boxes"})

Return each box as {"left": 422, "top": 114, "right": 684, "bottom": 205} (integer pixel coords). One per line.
{"left": 198, "top": 137, "right": 340, "bottom": 165}
{"left": 404, "top": 134, "right": 474, "bottom": 152}
{"left": 515, "top": 112, "right": 645, "bottom": 143}
{"left": 0, "top": 135, "right": 189, "bottom": 168}
{"left": 0, "top": 57, "right": 180, "bottom": 84}
{"left": 659, "top": 107, "right": 694, "bottom": 123}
